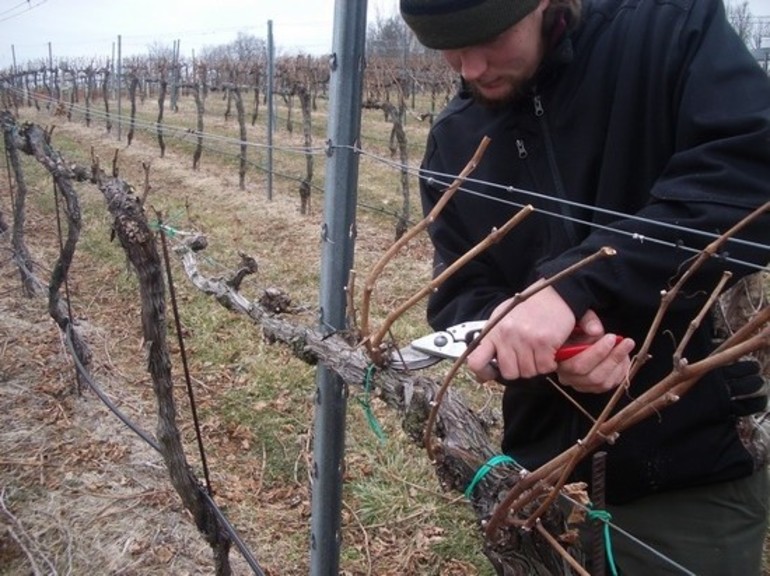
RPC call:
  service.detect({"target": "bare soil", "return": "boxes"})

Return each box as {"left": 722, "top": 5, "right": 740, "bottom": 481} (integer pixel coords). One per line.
{"left": 0, "top": 116, "right": 283, "bottom": 575}
{"left": 0, "top": 107, "right": 461, "bottom": 576}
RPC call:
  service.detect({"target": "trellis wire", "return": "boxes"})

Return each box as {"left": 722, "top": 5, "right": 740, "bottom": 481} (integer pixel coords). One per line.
{"left": 3, "top": 223, "right": 702, "bottom": 576}
{"left": 10, "top": 82, "right": 766, "bottom": 268}
{"left": 62, "top": 324, "right": 266, "bottom": 576}
{"left": 349, "top": 144, "right": 770, "bottom": 269}
{"left": 3, "top": 75, "right": 766, "bottom": 575}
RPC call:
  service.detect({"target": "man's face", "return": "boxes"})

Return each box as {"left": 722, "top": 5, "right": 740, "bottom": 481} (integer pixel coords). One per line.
{"left": 441, "top": 0, "right": 549, "bottom": 106}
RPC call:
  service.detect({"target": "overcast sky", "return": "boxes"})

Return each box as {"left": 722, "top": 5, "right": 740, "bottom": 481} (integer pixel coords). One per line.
{"left": 1, "top": 0, "right": 769, "bottom": 70}
{"left": 0, "top": 0, "right": 398, "bottom": 69}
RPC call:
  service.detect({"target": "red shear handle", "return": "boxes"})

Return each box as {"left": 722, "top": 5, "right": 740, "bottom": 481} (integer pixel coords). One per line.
{"left": 555, "top": 335, "right": 624, "bottom": 362}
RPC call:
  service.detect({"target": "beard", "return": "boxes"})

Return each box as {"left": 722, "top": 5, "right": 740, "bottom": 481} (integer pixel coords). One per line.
{"left": 467, "top": 77, "right": 532, "bottom": 110}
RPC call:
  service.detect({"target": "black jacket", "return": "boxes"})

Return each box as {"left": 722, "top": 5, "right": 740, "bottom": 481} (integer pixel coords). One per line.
{"left": 420, "top": 0, "right": 770, "bottom": 503}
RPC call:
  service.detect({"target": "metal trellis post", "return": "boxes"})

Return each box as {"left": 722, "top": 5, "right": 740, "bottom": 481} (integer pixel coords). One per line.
{"left": 111, "top": 42, "right": 115, "bottom": 100}
{"left": 11, "top": 44, "right": 18, "bottom": 107}
{"left": 266, "top": 19, "right": 274, "bottom": 201}
{"left": 48, "top": 42, "right": 53, "bottom": 109}
{"left": 310, "top": 1, "right": 368, "bottom": 575}
{"left": 117, "top": 35, "right": 122, "bottom": 143}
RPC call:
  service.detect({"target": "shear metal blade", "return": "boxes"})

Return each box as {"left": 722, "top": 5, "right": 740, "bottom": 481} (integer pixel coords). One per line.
{"left": 411, "top": 320, "right": 486, "bottom": 360}
{"left": 389, "top": 344, "right": 442, "bottom": 371}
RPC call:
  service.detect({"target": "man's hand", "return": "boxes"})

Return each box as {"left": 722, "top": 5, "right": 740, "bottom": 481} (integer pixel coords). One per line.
{"left": 467, "top": 284, "right": 576, "bottom": 382}
{"left": 466, "top": 286, "right": 634, "bottom": 393}
{"left": 556, "top": 309, "right": 635, "bottom": 393}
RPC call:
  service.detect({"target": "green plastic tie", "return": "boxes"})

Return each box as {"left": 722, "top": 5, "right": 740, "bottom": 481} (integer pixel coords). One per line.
{"left": 149, "top": 209, "right": 185, "bottom": 237}
{"left": 464, "top": 454, "right": 516, "bottom": 499}
{"left": 587, "top": 507, "right": 619, "bottom": 576}
{"left": 151, "top": 221, "right": 179, "bottom": 237}
{"left": 162, "top": 224, "right": 179, "bottom": 237}
{"left": 357, "top": 364, "right": 386, "bottom": 443}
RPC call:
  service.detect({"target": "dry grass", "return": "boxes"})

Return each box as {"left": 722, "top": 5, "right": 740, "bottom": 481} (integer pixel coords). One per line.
{"left": 4, "top": 87, "right": 769, "bottom": 576}
{"left": 0, "top": 95, "right": 497, "bottom": 575}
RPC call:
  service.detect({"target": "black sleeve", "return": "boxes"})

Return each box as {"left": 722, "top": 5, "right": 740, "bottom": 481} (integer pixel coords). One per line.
{"left": 537, "top": 0, "right": 770, "bottom": 318}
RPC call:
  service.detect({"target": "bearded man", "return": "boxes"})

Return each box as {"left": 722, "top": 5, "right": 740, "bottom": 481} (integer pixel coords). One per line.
{"left": 400, "top": 0, "right": 770, "bottom": 573}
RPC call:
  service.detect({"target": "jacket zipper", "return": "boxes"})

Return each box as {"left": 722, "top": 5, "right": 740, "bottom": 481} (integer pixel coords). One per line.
{"left": 532, "top": 94, "right": 579, "bottom": 245}
{"left": 515, "top": 139, "right": 528, "bottom": 159}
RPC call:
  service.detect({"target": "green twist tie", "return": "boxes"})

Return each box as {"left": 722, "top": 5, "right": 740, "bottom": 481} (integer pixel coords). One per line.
{"left": 587, "top": 507, "right": 619, "bottom": 576}
{"left": 464, "top": 455, "right": 516, "bottom": 499}
{"left": 162, "top": 224, "right": 179, "bottom": 237}
{"left": 357, "top": 364, "right": 386, "bottom": 443}
{"left": 155, "top": 223, "right": 179, "bottom": 237}
{"left": 150, "top": 210, "right": 185, "bottom": 237}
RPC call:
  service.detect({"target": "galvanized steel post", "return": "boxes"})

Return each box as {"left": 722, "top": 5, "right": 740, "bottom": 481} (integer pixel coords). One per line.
{"left": 117, "top": 35, "right": 122, "bottom": 143}
{"left": 310, "top": 1, "right": 367, "bottom": 574}
{"left": 266, "top": 20, "right": 274, "bottom": 201}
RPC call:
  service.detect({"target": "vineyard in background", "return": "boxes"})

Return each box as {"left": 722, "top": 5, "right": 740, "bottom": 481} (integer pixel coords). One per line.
{"left": 0, "top": 29, "right": 521, "bottom": 576}
{"left": 0, "top": 29, "right": 456, "bottom": 230}
{"left": 1, "top": 17, "right": 769, "bottom": 576}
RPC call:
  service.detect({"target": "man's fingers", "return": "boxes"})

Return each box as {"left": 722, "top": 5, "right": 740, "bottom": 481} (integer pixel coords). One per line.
{"left": 578, "top": 309, "right": 604, "bottom": 337}
{"left": 474, "top": 360, "right": 501, "bottom": 383}
{"left": 561, "top": 333, "right": 621, "bottom": 376}
{"left": 467, "top": 337, "right": 499, "bottom": 377}
{"left": 557, "top": 336, "right": 635, "bottom": 393}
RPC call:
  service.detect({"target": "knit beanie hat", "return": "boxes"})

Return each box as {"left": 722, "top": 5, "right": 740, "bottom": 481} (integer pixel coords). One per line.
{"left": 401, "top": 0, "right": 541, "bottom": 50}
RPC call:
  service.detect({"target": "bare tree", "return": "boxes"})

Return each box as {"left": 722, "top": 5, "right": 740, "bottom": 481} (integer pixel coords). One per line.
{"left": 752, "top": 17, "right": 770, "bottom": 51}
{"left": 727, "top": 1, "right": 754, "bottom": 45}
{"left": 147, "top": 41, "right": 175, "bottom": 63}
{"left": 367, "top": 13, "right": 422, "bottom": 59}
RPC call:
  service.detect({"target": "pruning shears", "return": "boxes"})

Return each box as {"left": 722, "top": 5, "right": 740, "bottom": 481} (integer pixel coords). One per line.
{"left": 390, "top": 320, "right": 622, "bottom": 371}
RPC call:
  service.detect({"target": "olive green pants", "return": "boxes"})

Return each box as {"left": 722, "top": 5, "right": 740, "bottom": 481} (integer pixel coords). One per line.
{"left": 600, "top": 469, "right": 769, "bottom": 576}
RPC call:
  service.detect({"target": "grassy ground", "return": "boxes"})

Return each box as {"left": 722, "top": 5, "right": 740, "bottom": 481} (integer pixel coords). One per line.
{"left": 2, "top": 85, "right": 768, "bottom": 575}
{"left": 0, "top": 90, "right": 500, "bottom": 575}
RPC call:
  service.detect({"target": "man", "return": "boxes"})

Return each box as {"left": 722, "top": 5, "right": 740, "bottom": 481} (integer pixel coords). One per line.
{"left": 400, "top": 0, "right": 770, "bottom": 574}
